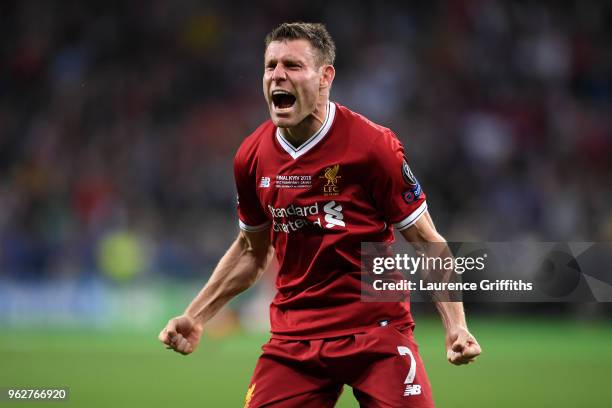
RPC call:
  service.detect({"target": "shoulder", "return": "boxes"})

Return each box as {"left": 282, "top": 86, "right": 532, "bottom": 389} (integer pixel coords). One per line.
{"left": 234, "top": 119, "right": 275, "bottom": 169}
{"left": 334, "top": 103, "right": 403, "bottom": 159}
{"left": 335, "top": 103, "right": 398, "bottom": 146}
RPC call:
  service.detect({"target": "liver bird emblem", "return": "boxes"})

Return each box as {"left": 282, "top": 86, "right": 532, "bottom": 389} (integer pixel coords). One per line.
{"left": 324, "top": 164, "right": 340, "bottom": 186}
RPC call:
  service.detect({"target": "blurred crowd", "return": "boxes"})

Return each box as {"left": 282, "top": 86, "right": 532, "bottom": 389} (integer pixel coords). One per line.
{"left": 1, "top": 0, "right": 611, "bottom": 280}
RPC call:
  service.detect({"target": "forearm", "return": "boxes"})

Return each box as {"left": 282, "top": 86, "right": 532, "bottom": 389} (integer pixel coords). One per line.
{"left": 435, "top": 301, "right": 467, "bottom": 331}
{"left": 425, "top": 242, "right": 468, "bottom": 331}
{"left": 401, "top": 212, "right": 481, "bottom": 363}
{"left": 184, "top": 232, "right": 273, "bottom": 325}
{"left": 400, "top": 212, "right": 469, "bottom": 331}
{"left": 426, "top": 244, "right": 469, "bottom": 331}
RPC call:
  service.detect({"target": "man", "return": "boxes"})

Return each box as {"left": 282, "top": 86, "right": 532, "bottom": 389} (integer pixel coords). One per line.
{"left": 159, "top": 22, "right": 481, "bottom": 407}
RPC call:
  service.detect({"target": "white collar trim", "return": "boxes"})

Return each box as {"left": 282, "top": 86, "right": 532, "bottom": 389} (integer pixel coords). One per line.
{"left": 275, "top": 102, "right": 336, "bottom": 159}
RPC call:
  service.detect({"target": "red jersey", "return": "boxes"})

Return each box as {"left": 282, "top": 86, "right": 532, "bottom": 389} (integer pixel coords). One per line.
{"left": 234, "top": 102, "right": 427, "bottom": 339}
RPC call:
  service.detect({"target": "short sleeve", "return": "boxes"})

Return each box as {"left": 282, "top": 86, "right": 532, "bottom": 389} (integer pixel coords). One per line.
{"left": 368, "top": 131, "right": 427, "bottom": 231}
{"left": 233, "top": 151, "right": 270, "bottom": 232}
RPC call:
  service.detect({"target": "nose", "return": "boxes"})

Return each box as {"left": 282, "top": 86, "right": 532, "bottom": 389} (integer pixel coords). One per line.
{"left": 271, "top": 64, "right": 287, "bottom": 81}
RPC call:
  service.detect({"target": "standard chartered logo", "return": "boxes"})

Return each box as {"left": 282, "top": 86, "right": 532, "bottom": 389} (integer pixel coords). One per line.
{"left": 268, "top": 200, "right": 345, "bottom": 233}
{"left": 323, "top": 201, "right": 345, "bottom": 228}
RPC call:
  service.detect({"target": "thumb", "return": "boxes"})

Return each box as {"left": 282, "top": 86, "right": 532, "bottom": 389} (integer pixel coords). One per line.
{"left": 159, "top": 319, "right": 178, "bottom": 344}
{"left": 169, "top": 319, "right": 179, "bottom": 335}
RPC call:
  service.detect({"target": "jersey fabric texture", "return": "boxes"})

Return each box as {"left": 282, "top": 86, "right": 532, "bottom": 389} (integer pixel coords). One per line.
{"left": 234, "top": 102, "right": 427, "bottom": 339}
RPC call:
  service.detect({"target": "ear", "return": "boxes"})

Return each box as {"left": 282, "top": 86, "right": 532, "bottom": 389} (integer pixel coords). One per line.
{"left": 320, "top": 65, "right": 336, "bottom": 89}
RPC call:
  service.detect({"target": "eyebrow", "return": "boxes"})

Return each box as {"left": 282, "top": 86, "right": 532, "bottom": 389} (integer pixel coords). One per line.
{"left": 265, "top": 55, "right": 306, "bottom": 65}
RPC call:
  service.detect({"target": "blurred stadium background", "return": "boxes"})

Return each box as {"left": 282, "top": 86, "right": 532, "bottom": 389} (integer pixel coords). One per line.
{"left": 1, "top": 0, "right": 611, "bottom": 407}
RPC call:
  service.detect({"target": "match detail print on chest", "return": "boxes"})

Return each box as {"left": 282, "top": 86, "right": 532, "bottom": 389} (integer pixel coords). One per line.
{"left": 258, "top": 163, "right": 343, "bottom": 200}
{"left": 257, "top": 164, "right": 347, "bottom": 233}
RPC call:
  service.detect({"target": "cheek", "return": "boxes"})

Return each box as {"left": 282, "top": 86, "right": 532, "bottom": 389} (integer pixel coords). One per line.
{"left": 262, "top": 77, "right": 270, "bottom": 100}
{"left": 304, "top": 80, "right": 320, "bottom": 101}
{"left": 296, "top": 76, "right": 319, "bottom": 101}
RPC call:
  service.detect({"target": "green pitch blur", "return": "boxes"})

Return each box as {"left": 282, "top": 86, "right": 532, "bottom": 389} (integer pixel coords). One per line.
{"left": 1, "top": 317, "right": 611, "bottom": 407}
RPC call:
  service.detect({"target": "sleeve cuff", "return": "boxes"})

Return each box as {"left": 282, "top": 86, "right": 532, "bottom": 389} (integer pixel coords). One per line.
{"left": 393, "top": 201, "right": 428, "bottom": 231}
{"left": 239, "top": 219, "right": 271, "bottom": 232}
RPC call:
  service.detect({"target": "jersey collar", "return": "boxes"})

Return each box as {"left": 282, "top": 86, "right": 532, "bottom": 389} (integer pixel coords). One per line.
{"left": 275, "top": 101, "right": 336, "bottom": 160}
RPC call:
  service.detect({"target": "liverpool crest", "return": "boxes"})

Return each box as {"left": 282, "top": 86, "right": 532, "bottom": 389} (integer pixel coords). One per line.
{"left": 320, "top": 164, "right": 341, "bottom": 196}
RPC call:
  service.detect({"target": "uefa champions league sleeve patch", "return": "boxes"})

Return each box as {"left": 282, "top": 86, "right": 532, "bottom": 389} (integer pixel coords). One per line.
{"left": 402, "top": 158, "right": 418, "bottom": 186}
{"left": 401, "top": 157, "right": 422, "bottom": 203}
{"left": 402, "top": 183, "right": 422, "bottom": 203}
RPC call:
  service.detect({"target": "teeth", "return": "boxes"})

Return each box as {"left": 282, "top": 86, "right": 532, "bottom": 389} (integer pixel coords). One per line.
{"left": 272, "top": 90, "right": 292, "bottom": 96}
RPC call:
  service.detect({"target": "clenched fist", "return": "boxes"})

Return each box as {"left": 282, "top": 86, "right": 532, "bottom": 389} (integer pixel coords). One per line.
{"left": 159, "top": 315, "right": 203, "bottom": 355}
{"left": 445, "top": 326, "right": 481, "bottom": 365}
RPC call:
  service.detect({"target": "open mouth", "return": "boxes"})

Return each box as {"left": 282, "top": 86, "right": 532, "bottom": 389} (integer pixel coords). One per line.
{"left": 271, "top": 90, "right": 296, "bottom": 110}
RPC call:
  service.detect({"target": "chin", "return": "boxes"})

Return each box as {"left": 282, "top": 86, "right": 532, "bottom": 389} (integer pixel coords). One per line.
{"left": 272, "top": 118, "right": 294, "bottom": 128}
{"left": 270, "top": 111, "right": 299, "bottom": 128}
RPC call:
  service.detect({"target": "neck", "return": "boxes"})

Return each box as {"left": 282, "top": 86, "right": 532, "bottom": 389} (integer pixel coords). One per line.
{"left": 281, "top": 100, "right": 329, "bottom": 148}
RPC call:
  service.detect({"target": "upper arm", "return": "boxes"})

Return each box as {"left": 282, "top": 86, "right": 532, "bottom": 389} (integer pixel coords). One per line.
{"left": 399, "top": 210, "right": 445, "bottom": 244}
{"left": 239, "top": 228, "right": 273, "bottom": 267}
{"left": 367, "top": 131, "right": 427, "bottom": 231}
{"left": 232, "top": 145, "right": 273, "bottom": 269}
{"left": 241, "top": 228, "right": 272, "bottom": 254}
{"left": 233, "top": 149, "right": 270, "bottom": 232}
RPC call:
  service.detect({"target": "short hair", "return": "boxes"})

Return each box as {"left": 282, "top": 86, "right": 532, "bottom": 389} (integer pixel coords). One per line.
{"left": 265, "top": 22, "right": 336, "bottom": 66}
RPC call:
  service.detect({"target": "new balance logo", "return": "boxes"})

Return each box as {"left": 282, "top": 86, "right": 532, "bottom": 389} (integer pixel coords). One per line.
{"left": 323, "top": 201, "right": 345, "bottom": 228}
{"left": 404, "top": 384, "right": 421, "bottom": 396}
{"left": 259, "top": 177, "right": 271, "bottom": 188}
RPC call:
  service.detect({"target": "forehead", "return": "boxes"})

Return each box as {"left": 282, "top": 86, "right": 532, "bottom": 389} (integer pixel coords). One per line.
{"left": 264, "top": 39, "right": 318, "bottom": 63}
